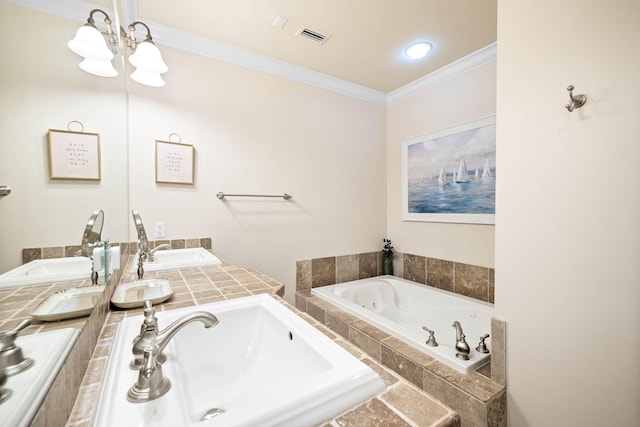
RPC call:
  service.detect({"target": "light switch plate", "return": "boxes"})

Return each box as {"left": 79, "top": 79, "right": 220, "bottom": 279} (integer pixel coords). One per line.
{"left": 154, "top": 222, "right": 165, "bottom": 238}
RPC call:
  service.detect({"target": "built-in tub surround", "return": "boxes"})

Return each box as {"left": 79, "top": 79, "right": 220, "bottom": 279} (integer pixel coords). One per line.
{"left": 297, "top": 251, "right": 495, "bottom": 304}
{"left": 296, "top": 252, "right": 505, "bottom": 426}
{"left": 312, "top": 276, "right": 493, "bottom": 374}
{"left": 67, "top": 258, "right": 460, "bottom": 427}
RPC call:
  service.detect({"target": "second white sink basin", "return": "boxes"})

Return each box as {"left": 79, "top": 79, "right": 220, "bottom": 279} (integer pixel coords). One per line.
{"left": 0, "top": 257, "right": 93, "bottom": 289}
{"left": 131, "top": 248, "right": 222, "bottom": 273}
{"left": 95, "top": 294, "right": 384, "bottom": 427}
{"left": 0, "top": 327, "right": 79, "bottom": 427}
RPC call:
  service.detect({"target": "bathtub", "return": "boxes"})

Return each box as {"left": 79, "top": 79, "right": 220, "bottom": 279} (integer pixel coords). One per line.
{"left": 312, "top": 276, "right": 493, "bottom": 374}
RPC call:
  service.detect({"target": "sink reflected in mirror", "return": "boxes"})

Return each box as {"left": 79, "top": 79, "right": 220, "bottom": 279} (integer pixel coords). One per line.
{"left": 130, "top": 248, "right": 222, "bottom": 274}
{"left": 0, "top": 210, "right": 105, "bottom": 289}
{"left": 131, "top": 211, "right": 221, "bottom": 273}
{"left": 0, "top": 257, "right": 94, "bottom": 289}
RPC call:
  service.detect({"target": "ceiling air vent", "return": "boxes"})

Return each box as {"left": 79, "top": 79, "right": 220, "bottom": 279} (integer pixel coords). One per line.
{"left": 295, "top": 26, "right": 331, "bottom": 45}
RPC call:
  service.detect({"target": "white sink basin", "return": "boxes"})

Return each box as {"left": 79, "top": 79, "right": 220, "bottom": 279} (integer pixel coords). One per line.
{"left": 95, "top": 294, "right": 384, "bottom": 427}
{"left": 0, "top": 257, "right": 93, "bottom": 289}
{"left": 0, "top": 327, "right": 79, "bottom": 427}
{"left": 130, "top": 248, "right": 222, "bottom": 273}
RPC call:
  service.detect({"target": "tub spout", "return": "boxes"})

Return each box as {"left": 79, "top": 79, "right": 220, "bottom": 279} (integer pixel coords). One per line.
{"left": 452, "top": 321, "right": 470, "bottom": 360}
{"left": 131, "top": 300, "right": 218, "bottom": 368}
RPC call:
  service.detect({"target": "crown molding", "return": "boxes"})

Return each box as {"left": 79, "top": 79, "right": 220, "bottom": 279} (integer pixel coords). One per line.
{"left": 7, "top": 0, "right": 495, "bottom": 106}
{"left": 148, "top": 21, "right": 388, "bottom": 105}
{"left": 386, "top": 43, "right": 497, "bottom": 105}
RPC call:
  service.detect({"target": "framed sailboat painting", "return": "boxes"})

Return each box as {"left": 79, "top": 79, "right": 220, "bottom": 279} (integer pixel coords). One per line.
{"left": 401, "top": 115, "right": 496, "bottom": 224}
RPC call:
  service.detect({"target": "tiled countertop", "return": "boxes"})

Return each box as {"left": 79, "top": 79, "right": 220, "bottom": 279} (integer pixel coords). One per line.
{"left": 65, "top": 260, "right": 460, "bottom": 427}
{"left": 0, "top": 279, "right": 94, "bottom": 334}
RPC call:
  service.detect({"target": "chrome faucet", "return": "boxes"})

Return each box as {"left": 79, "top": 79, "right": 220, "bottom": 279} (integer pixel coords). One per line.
{"left": 452, "top": 321, "right": 470, "bottom": 360}
{"left": 0, "top": 319, "right": 34, "bottom": 376}
{"left": 136, "top": 244, "right": 171, "bottom": 279}
{"left": 128, "top": 344, "right": 171, "bottom": 403}
{"left": 130, "top": 300, "right": 218, "bottom": 368}
{"left": 147, "top": 244, "right": 171, "bottom": 262}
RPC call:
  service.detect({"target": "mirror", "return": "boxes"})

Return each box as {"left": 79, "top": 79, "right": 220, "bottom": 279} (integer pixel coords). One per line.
{"left": 0, "top": 211, "right": 108, "bottom": 289}
{"left": 0, "top": 2, "right": 129, "bottom": 278}
{"left": 80, "top": 210, "right": 105, "bottom": 258}
{"left": 0, "top": 3, "right": 128, "bottom": 423}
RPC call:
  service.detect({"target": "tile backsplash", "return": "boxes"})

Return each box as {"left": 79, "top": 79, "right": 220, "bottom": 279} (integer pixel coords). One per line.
{"left": 21, "top": 238, "right": 212, "bottom": 265}
{"left": 297, "top": 251, "right": 495, "bottom": 304}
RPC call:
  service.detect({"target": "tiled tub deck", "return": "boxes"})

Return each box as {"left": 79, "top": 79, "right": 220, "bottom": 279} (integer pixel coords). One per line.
{"left": 295, "top": 291, "right": 506, "bottom": 427}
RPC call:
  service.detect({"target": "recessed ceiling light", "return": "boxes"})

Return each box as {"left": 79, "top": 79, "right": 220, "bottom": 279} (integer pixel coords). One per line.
{"left": 405, "top": 42, "right": 432, "bottom": 59}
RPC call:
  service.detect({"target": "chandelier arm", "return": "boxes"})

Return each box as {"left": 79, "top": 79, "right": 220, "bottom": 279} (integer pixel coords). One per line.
{"left": 88, "top": 9, "right": 112, "bottom": 27}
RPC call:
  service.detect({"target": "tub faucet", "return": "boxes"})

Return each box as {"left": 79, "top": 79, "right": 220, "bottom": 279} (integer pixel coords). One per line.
{"left": 130, "top": 300, "right": 219, "bottom": 368}
{"left": 452, "top": 321, "right": 470, "bottom": 360}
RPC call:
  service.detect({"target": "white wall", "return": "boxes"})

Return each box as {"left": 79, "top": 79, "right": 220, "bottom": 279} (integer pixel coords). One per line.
{"left": 386, "top": 60, "right": 496, "bottom": 267}
{"left": 495, "top": 0, "right": 640, "bottom": 425}
{"left": 127, "top": 46, "right": 387, "bottom": 301}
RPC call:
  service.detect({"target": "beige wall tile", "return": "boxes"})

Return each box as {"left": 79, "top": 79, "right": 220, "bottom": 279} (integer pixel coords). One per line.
{"left": 403, "top": 253, "right": 426, "bottom": 284}
{"left": 296, "top": 259, "right": 312, "bottom": 291}
{"left": 358, "top": 252, "right": 378, "bottom": 279}
{"left": 311, "top": 257, "right": 336, "bottom": 287}
{"left": 454, "top": 263, "right": 489, "bottom": 301}
{"left": 427, "top": 257, "right": 455, "bottom": 292}
{"left": 336, "top": 254, "right": 359, "bottom": 283}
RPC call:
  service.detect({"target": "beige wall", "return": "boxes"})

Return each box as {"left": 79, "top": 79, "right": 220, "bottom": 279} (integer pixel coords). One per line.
{"left": 127, "top": 46, "right": 387, "bottom": 301}
{"left": 386, "top": 60, "right": 496, "bottom": 268}
{"left": 495, "top": 0, "right": 640, "bottom": 425}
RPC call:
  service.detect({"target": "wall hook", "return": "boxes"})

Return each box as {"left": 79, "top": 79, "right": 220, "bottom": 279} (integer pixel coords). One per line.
{"left": 565, "top": 85, "right": 587, "bottom": 112}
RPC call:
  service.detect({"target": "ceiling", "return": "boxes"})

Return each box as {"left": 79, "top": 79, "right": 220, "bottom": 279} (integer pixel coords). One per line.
{"left": 134, "top": 0, "right": 497, "bottom": 93}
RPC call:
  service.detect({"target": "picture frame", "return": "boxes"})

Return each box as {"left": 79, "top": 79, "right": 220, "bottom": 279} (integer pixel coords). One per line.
{"left": 47, "top": 129, "right": 101, "bottom": 180}
{"left": 155, "top": 140, "right": 195, "bottom": 184}
{"left": 401, "top": 115, "right": 496, "bottom": 224}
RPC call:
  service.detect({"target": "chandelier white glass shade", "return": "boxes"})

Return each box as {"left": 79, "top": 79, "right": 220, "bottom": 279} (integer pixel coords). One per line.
{"left": 79, "top": 57, "right": 118, "bottom": 77}
{"left": 68, "top": 24, "right": 114, "bottom": 61}
{"left": 68, "top": 9, "right": 167, "bottom": 87}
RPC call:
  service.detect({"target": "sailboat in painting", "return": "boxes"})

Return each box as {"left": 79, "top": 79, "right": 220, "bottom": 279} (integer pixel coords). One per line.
{"left": 455, "top": 158, "right": 470, "bottom": 183}
{"left": 481, "top": 159, "right": 494, "bottom": 180}
{"left": 437, "top": 165, "right": 449, "bottom": 185}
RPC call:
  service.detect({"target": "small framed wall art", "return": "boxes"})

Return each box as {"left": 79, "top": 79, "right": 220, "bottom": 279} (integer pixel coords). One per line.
{"left": 48, "top": 129, "right": 101, "bottom": 180}
{"left": 155, "top": 139, "right": 195, "bottom": 184}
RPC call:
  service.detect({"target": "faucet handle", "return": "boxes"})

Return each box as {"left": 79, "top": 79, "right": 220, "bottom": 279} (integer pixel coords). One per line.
{"left": 422, "top": 326, "right": 439, "bottom": 347}
{"left": 131, "top": 301, "right": 167, "bottom": 369}
{"left": 142, "top": 300, "right": 156, "bottom": 324}
{"left": 127, "top": 345, "right": 171, "bottom": 403}
{"left": 476, "top": 334, "right": 490, "bottom": 353}
{"left": 0, "top": 319, "right": 34, "bottom": 376}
